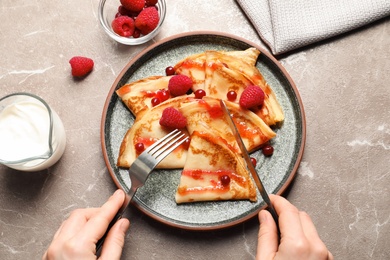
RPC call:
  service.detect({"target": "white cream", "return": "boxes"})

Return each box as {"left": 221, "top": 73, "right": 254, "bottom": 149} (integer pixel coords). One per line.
{"left": 0, "top": 96, "right": 66, "bottom": 171}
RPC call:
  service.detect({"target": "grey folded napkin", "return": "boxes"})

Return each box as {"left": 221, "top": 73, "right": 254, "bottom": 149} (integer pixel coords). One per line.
{"left": 237, "top": 0, "right": 390, "bottom": 54}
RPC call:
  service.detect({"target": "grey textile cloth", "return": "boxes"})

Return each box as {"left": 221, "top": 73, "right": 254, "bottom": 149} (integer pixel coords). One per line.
{"left": 237, "top": 0, "right": 390, "bottom": 54}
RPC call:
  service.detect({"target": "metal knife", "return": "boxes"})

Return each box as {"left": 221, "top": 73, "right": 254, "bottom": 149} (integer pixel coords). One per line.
{"left": 220, "top": 100, "right": 279, "bottom": 225}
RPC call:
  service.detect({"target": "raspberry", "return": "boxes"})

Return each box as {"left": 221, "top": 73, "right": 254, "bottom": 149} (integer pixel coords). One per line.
{"left": 239, "top": 85, "right": 265, "bottom": 109}
{"left": 168, "top": 75, "right": 193, "bottom": 97}
{"left": 159, "top": 107, "right": 187, "bottom": 129}
{"left": 118, "top": 5, "right": 139, "bottom": 18}
{"left": 135, "top": 7, "right": 159, "bottom": 35}
{"left": 118, "top": 5, "right": 132, "bottom": 16}
{"left": 120, "top": 0, "right": 145, "bottom": 12}
{"left": 69, "top": 56, "right": 94, "bottom": 77}
{"left": 111, "top": 16, "right": 135, "bottom": 37}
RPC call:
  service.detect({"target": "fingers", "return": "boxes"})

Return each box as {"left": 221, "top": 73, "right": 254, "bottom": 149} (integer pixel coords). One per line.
{"left": 269, "top": 194, "right": 305, "bottom": 240}
{"left": 77, "top": 189, "right": 126, "bottom": 244}
{"left": 55, "top": 208, "right": 99, "bottom": 241}
{"left": 266, "top": 195, "right": 333, "bottom": 260}
{"left": 99, "top": 218, "right": 130, "bottom": 260}
{"left": 43, "top": 190, "right": 129, "bottom": 260}
{"left": 299, "top": 211, "right": 331, "bottom": 259}
{"left": 256, "top": 210, "right": 278, "bottom": 260}
{"left": 49, "top": 189, "right": 123, "bottom": 245}
{"left": 42, "top": 208, "right": 100, "bottom": 259}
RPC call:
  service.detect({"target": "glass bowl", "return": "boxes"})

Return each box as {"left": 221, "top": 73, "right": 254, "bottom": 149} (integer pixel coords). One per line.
{"left": 98, "top": 0, "right": 166, "bottom": 45}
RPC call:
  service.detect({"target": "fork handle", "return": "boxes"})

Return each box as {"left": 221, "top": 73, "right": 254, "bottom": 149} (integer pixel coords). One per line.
{"left": 95, "top": 211, "right": 123, "bottom": 253}
{"left": 95, "top": 191, "right": 134, "bottom": 253}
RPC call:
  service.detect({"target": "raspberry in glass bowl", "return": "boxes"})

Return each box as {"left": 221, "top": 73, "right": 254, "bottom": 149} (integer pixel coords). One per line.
{"left": 98, "top": 0, "right": 166, "bottom": 45}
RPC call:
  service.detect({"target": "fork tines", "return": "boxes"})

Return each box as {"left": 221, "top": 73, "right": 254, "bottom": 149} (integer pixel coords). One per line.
{"left": 146, "top": 129, "right": 188, "bottom": 161}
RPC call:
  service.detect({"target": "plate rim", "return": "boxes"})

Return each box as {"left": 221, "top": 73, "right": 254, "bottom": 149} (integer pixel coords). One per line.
{"left": 100, "top": 31, "right": 306, "bottom": 230}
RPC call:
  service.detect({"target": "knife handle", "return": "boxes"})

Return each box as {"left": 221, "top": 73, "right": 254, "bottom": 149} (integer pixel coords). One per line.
{"left": 267, "top": 204, "right": 281, "bottom": 239}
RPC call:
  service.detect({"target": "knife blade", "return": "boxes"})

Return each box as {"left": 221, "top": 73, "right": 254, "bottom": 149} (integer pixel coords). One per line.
{"left": 219, "top": 100, "right": 279, "bottom": 225}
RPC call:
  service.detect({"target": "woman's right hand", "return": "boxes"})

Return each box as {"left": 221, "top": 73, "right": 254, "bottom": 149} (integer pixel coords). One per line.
{"left": 256, "top": 194, "right": 333, "bottom": 260}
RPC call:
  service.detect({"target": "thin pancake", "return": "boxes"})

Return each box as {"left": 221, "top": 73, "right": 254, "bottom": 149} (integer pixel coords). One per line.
{"left": 116, "top": 75, "right": 172, "bottom": 116}
{"left": 117, "top": 96, "right": 194, "bottom": 169}
{"left": 205, "top": 50, "right": 284, "bottom": 125}
{"left": 180, "top": 97, "right": 275, "bottom": 153}
{"left": 175, "top": 130, "right": 257, "bottom": 203}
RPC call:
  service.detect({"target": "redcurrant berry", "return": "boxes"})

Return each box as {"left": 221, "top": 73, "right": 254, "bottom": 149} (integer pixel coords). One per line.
{"left": 194, "top": 89, "right": 206, "bottom": 99}
{"left": 165, "top": 66, "right": 175, "bottom": 76}
{"left": 135, "top": 143, "right": 145, "bottom": 153}
{"left": 227, "top": 90, "right": 237, "bottom": 101}
{"left": 182, "top": 138, "right": 190, "bottom": 150}
{"left": 220, "top": 175, "right": 231, "bottom": 186}
{"left": 262, "top": 144, "right": 274, "bottom": 156}
{"left": 250, "top": 157, "right": 257, "bottom": 166}
{"left": 156, "top": 89, "right": 170, "bottom": 102}
{"left": 145, "top": 90, "right": 155, "bottom": 97}
{"left": 151, "top": 97, "right": 161, "bottom": 107}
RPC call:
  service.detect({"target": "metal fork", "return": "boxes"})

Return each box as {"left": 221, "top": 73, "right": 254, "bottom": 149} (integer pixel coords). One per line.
{"left": 96, "top": 129, "right": 188, "bottom": 252}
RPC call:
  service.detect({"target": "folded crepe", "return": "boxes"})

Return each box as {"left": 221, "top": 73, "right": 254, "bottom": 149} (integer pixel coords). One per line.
{"left": 174, "top": 47, "right": 284, "bottom": 125}
{"left": 175, "top": 130, "right": 257, "bottom": 204}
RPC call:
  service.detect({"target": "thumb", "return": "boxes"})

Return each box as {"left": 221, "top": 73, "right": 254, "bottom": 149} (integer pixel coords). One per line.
{"left": 256, "top": 210, "right": 278, "bottom": 260}
{"left": 99, "top": 218, "right": 130, "bottom": 260}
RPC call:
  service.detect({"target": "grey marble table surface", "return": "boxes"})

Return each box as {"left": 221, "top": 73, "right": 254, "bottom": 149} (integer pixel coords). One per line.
{"left": 0, "top": 0, "right": 389, "bottom": 259}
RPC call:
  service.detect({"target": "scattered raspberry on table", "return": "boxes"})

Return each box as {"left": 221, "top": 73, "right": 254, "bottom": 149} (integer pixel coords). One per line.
{"left": 69, "top": 56, "right": 94, "bottom": 78}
